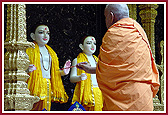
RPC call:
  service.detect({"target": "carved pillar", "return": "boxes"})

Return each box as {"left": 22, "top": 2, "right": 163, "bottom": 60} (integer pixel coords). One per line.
{"left": 139, "top": 4, "right": 164, "bottom": 111}
{"left": 155, "top": 40, "right": 164, "bottom": 111}
{"left": 157, "top": 40, "right": 164, "bottom": 105}
{"left": 127, "top": 4, "right": 137, "bottom": 20}
{"left": 138, "top": 4, "right": 158, "bottom": 59}
{"left": 4, "top": 4, "right": 39, "bottom": 111}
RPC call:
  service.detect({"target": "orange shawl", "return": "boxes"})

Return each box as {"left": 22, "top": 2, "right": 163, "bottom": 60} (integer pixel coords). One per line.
{"left": 96, "top": 18, "right": 160, "bottom": 111}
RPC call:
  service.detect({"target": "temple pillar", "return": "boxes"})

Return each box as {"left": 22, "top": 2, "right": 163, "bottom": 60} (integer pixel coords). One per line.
{"left": 138, "top": 4, "right": 158, "bottom": 59}
{"left": 4, "top": 4, "right": 39, "bottom": 111}
{"left": 157, "top": 40, "right": 164, "bottom": 105}
{"left": 139, "top": 4, "right": 164, "bottom": 111}
{"left": 155, "top": 40, "right": 164, "bottom": 111}
{"left": 127, "top": 4, "right": 137, "bottom": 20}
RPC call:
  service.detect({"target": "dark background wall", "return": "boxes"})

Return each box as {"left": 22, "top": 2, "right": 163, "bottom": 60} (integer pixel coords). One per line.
{"left": 4, "top": 4, "right": 164, "bottom": 111}
{"left": 155, "top": 4, "right": 164, "bottom": 65}
{"left": 25, "top": 4, "right": 106, "bottom": 110}
{"left": 26, "top": 4, "right": 106, "bottom": 65}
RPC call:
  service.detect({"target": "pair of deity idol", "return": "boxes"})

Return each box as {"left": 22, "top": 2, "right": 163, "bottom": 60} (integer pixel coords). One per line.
{"left": 26, "top": 24, "right": 103, "bottom": 111}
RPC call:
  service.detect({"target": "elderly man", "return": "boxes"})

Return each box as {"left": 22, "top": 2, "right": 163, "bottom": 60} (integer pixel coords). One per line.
{"left": 77, "top": 4, "right": 160, "bottom": 111}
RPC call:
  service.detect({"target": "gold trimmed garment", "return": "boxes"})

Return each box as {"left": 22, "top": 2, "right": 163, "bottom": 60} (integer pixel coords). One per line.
{"left": 26, "top": 41, "right": 68, "bottom": 111}
{"left": 72, "top": 52, "right": 103, "bottom": 111}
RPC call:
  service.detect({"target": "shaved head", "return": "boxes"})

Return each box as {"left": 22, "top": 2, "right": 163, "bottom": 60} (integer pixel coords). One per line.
{"left": 104, "top": 4, "right": 129, "bottom": 28}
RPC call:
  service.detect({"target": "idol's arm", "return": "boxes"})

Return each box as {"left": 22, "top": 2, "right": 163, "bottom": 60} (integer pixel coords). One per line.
{"left": 70, "top": 58, "right": 87, "bottom": 83}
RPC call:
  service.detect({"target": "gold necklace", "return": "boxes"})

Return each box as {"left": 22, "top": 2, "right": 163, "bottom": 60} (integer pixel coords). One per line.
{"left": 40, "top": 51, "right": 51, "bottom": 71}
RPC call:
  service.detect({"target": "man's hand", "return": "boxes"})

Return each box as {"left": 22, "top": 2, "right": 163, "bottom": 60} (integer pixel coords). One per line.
{"left": 76, "top": 62, "right": 96, "bottom": 74}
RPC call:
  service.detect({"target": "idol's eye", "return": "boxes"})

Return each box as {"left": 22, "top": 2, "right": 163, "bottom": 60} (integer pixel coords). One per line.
{"left": 94, "top": 42, "right": 96, "bottom": 45}
{"left": 47, "top": 32, "right": 50, "bottom": 35}
{"left": 38, "top": 31, "right": 44, "bottom": 34}
{"left": 86, "top": 41, "right": 92, "bottom": 44}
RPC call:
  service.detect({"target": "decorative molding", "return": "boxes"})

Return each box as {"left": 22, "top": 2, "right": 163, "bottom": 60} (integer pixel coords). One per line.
{"left": 4, "top": 4, "right": 39, "bottom": 111}
{"left": 156, "top": 40, "right": 164, "bottom": 104}
{"left": 127, "top": 4, "right": 137, "bottom": 20}
{"left": 139, "top": 4, "right": 158, "bottom": 58}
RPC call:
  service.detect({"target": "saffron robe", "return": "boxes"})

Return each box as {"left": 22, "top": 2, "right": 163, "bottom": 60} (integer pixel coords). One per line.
{"left": 72, "top": 53, "right": 103, "bottom": 111}
{"left": 26, "top": 42, "right": 68, "bottom": 111}
{"left": 96, "top": 18, "right": 160, "bottom": 111}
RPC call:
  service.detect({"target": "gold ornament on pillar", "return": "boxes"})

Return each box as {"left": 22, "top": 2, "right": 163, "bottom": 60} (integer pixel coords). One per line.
{"left": 4, "top": 4, "right": 39, "bottom": 111}
{"left": 139, "top": 4, "right": 158, "bottom": 59}
{"left": 155, "top": 40, "right": 164, "bottom": 111}
{"left": 127, "top": 4, "right": 137, "bottom": 20}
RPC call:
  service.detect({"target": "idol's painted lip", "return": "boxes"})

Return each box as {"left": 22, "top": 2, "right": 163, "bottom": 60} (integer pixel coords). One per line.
{"left": 43, "top": 38, "right": 47, "bottom": 41}
{"left": 91, "top": 48, "right": 94, "bottom": 50}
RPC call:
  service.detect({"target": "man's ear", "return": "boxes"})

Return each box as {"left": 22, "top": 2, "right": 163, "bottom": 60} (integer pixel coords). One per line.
{"left": 110, "top": 11, "right": 114, "bottom": 24}
{"left": 79, "top": 44, "right": 84, "bottom": 50}
{"left": 30, "top": 33, "right": 35, "bottom": 40}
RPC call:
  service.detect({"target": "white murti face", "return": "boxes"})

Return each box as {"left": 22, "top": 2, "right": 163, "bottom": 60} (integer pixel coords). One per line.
{"left": 34, "top": 25, "right": 50, "bottom": 46}
{"left": 82, "top": 36, "right": 96, "bottom": 55}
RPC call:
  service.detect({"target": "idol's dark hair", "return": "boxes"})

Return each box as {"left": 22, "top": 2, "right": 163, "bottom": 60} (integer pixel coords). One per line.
{"left": 80, "top": 35, "right": 94, "bottom": 44}
{"left": 30, "top": 22, "right": 50, "bottom": 33}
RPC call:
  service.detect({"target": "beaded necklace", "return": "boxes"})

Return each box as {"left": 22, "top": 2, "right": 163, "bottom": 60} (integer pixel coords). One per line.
{"left": 40, "top": 51, "right": 51, "bottom": 71}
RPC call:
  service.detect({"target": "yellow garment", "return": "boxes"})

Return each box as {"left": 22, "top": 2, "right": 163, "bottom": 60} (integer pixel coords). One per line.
{"left": 72, "top": 52, "right": 103, "bottom": 111}
{"left": 26, "top": 41, "right": 68, "bottom": 111}
{"left": 83, "top": 87, "right": 103, "bottom": 111}
{"left": 31, "top": 79, "right": 51, "bottom": 111}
